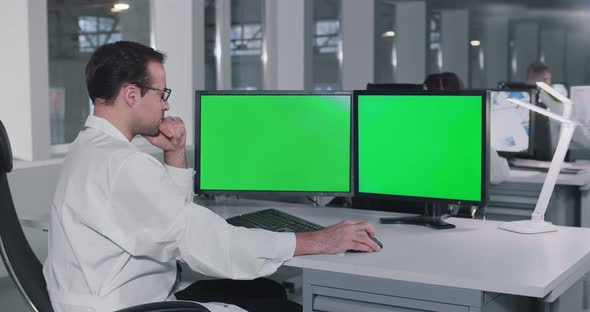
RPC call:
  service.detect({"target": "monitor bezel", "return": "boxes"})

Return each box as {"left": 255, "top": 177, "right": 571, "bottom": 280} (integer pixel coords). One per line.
{"left": 353, "top": 89, "right": 490, "bottom": 207}
{"left": 489, "top": 88, "right": 538, "bottom": 159}
{"left": 194, "top": 90, "right": 354, "bottom": 197}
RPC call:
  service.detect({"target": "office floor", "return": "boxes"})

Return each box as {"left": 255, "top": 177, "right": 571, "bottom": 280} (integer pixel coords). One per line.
{"left": 0, "top": 278, "right": 28, "bottom": 311}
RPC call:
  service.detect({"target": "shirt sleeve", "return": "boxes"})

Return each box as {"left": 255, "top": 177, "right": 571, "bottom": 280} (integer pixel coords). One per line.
{"left": 164, "top": 164, "right": 194, "bottom": 203}
{"left": 101, "top": 152, "right": 295, "bottom": 279}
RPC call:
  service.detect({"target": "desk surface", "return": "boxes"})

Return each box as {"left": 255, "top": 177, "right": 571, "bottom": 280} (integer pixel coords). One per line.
{"left": 27, "top": 197, "right": 590, "bottom": 300}
{"left": 201, "top": 198, "right": 590, "bottom": 300}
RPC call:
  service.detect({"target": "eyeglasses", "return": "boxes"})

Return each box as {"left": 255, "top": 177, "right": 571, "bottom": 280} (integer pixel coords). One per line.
{"left": 134, "top": 83, "right": 172, "bottom": 101}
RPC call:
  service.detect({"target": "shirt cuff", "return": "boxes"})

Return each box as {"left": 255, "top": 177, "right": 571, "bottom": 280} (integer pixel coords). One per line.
{"left": 165, "top": 165, "right": 195, "bottom": 198}
{"left": 272, "top": 232, "right": 297, "bottom": 260}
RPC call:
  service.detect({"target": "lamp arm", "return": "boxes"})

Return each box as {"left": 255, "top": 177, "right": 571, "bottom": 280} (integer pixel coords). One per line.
{"left": 531, "top": 122, "right": 577, "bottom": 221}
{"left": 536, "top": 81, "right": 573, "bottom": 119}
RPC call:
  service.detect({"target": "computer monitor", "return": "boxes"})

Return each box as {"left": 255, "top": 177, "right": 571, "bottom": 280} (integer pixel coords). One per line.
{"left": 497, "top": 81, "right": 534, "bottom": 90}
{"left": 490, "top": 89, "right": 537, "bottom": 158}
{"left": 354, "top": 90, "right": 489, "bottom": 229}
{"left": 366, "top": 83, "right": 426, "bottom": 91}
{"left": 195, "top": 91, "right": 353, "bottom": 196}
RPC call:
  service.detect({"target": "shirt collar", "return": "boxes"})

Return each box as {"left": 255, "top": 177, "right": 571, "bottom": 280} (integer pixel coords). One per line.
{"left": 84, "top": 115, "right": 131, "bottom": 143}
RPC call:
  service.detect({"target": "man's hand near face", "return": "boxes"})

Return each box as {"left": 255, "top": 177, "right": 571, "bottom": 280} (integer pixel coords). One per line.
{"left": 144, "top": 117, "right": 187, "bottom": 168}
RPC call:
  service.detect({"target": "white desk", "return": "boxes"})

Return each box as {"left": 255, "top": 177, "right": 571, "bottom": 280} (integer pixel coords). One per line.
{"left": 24, "top": 198, "right": 590, "bottom": 311}
{"left": 201, "top": 198, "right": 590, "bottom": 312}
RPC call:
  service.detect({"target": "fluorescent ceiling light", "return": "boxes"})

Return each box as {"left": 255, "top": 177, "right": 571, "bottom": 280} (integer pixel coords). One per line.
{"left": 381, "top": 31, "right": 395, "bottom": 38}
{"left": 114, "top": 3, "right": 130, "bottom": 10}
{"left": 470, "top": 40, "right": 481, "bottom": 47}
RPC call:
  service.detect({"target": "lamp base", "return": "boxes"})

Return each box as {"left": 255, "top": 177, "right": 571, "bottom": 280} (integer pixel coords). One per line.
{"left": 498, "top": 220, "right": 558, "bottom": 234}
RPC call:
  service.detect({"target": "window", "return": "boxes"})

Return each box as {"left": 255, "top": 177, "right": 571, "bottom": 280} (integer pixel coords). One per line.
{"left": 312, "top": 0, "right": 342, "bottom": 91}
{"left": 314, "top": 20, "right": 340, "bottom": 54}
{"left": 77, "top": 16, "right": 122, "bottom": 53}
{"left": 47, "top": 1, "right": 151, "bottom": 145}
{"left": 231, "top": 24, "right": 263, "bottom": 56}
{"left": 231, "top": 0, "right": 265, "bottom": 90}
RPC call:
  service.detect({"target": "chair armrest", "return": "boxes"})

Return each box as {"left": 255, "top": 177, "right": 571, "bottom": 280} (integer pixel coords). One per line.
{"left": 115, "top": 300, "right": 211, "bottom": 312}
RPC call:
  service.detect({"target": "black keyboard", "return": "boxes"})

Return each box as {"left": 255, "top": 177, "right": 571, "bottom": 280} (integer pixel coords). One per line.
{"left": 226, "top": 209, "right": 324, "bottom": 233}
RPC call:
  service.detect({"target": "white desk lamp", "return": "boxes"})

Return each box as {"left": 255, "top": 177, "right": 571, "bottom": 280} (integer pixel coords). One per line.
{"left": 498, "top": 93, "right": 579, "bottom": 234}
{"left": 537, "top": 81, "right": 573, "bottom": 119}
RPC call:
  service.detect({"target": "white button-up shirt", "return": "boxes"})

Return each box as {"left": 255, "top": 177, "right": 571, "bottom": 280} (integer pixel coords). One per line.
{"left": 43, "top": 115, "right": 296, "bottom": 312}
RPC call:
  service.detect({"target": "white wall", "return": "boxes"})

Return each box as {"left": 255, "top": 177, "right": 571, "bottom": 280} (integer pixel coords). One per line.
{"left": 341, "top": 0, "right": 374, "bottom": 90}
{"left": 150, "top": 0, "right": 195, "bottom": 146}
{"left": 272, "top": 0, "right": 308, "bottom": 90}
{"left": 540, "top": 28, "right": 566, "bottom": 83}
{"left": 0, "top": 0, "right": 50, "bottom": 161}
{"left": 482, "top": 17, "right": 509, "bottom": 88}
{"left": 511, "top": 23, "right": 540, "bottom": 82}
{"left": 441, "top": 9, "right": 469, "bottom": 85}
{"left": 566, "top": 32, "right": 587, "bottom": 87}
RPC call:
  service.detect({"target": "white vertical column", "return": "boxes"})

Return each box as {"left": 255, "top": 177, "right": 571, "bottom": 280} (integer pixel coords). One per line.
{"left": 341, "top": 0, "right": 374, "bottom": 90}
{"left": 566, "top": 32, "right": 587, "bottom": 86}
{"left": 266, "top": 0, "right": 308, "bottom": 90}
{"left": 440, "top": 9, "right": 469, "bottom": 85}
{"left": 0, "top": 0, "right": 50, "bottom": 161}
{"left": 510, "top": 23, "right": 539, "bottom": 82}
{"left": 540, "top": 28, "right": 566, "bottom": 83}
{"left": 263, "top": 0, "right": 278, "bottom": 90}
{"left": 215, "top": 0, "right": 232, "bottom": 90}
{"left": 394, "top": 1, "right": 426, "bottom": 84}
{"left": 482, "top": 17, "right": 509, "bottom": 88}
{"left": 193, "top": 0, "right": 206, "bottom": 90}
{"left": 150, "top": 0, "right": 195, "bottom": 146}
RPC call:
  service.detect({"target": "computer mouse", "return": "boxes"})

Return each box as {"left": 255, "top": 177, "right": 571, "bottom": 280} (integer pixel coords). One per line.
{"left": 371, "top": 236, "right": 383, "bottom": 249}
{"left": 347, "top": 236, "right": 383, "bottom": 253}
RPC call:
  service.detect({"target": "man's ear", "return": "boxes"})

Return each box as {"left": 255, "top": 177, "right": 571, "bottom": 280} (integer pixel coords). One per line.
{"left": 123, "top": 84, "right": 140, "bottom": 107}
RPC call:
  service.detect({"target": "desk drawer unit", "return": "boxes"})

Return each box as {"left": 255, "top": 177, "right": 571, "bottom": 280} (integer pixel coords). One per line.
{"left": 302, "top": 269, "right": 534, "bottom": 312}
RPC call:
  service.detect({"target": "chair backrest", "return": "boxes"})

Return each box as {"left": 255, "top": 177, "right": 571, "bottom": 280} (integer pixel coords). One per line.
{"left": 0, "top": 120, "right": 54, "bottom": 312}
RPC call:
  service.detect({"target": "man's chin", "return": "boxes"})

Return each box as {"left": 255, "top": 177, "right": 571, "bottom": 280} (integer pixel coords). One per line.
{"left": 140, "top": 127, "right": 160, "bottom": 137}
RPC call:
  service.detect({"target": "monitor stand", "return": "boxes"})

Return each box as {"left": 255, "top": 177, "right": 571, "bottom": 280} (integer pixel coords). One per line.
{"left": 379, "top": 203, "right": 455, "bottom": 230}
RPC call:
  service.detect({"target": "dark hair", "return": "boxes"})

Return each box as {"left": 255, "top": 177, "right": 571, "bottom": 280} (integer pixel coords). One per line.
{"left": 526, "top": 61, "right": 550, "bottom": 83}
{"left": 85, "top": 41, "right": 166, "bottom": 104}
{"left": 424, "top": 72, "right": 464, "bottom": 90}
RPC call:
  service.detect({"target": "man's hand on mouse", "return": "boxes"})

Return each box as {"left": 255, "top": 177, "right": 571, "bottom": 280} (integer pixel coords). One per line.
{"left": 294, "top": 220, "right": 381, "bottom": 255}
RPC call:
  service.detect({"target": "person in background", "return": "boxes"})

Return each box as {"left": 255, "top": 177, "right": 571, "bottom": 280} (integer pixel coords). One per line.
{"left": 526, "top": 61, "right": 552, "bottom": 86}
{"left": 424, "top": 72, "right": 465, "bottom": 91}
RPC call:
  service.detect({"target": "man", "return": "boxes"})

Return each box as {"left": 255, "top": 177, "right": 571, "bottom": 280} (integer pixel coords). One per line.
{"left": 43, "top": 41, "right": 381, "bottom": 312}
{"left": 526, "top": 61, "right": 552, "bottom": 86}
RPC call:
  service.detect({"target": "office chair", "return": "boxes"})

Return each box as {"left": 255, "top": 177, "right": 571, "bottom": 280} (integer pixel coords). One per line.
{"left": 0, "top": 120, "right": 210, "bottom": 312}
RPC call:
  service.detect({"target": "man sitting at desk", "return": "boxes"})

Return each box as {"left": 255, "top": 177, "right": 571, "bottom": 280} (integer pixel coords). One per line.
{"left": 42, "top": 41, "right": 381, "bottom": 312}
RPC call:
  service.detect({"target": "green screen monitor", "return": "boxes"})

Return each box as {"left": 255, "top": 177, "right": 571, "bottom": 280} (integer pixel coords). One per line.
{"left": 195, "top": 91, "right": 352, "bottom": 196}
{"left": 354, "top": 90, "right": 489, "bottom": 229}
